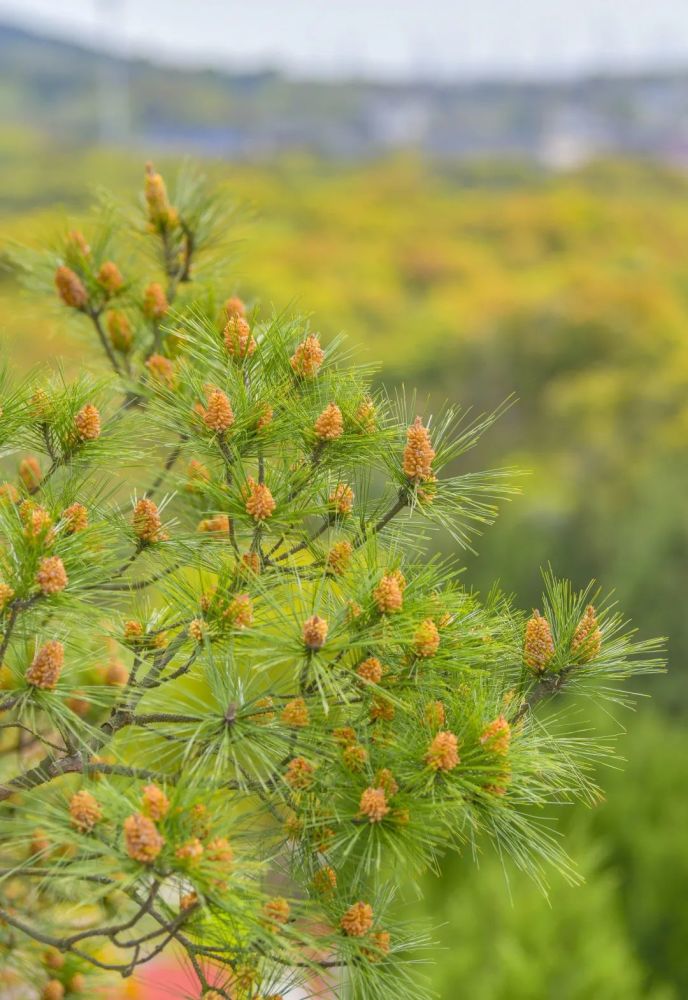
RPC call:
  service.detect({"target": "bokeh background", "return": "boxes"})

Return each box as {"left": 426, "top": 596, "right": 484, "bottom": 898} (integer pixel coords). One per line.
{"left": 1, "top": 2, "right": 688, "bottom": 997}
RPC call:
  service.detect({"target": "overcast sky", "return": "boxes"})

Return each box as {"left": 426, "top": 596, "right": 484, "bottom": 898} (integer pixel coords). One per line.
{"left": 1, "top": 0, "right": 688, "bottom": 80}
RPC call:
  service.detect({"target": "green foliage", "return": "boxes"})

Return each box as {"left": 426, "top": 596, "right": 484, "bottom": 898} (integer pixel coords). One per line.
{"left": 0, "top": 163, "right": 663, "bottom": 999}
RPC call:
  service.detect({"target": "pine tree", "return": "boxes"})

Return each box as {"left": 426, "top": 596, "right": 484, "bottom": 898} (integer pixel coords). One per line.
{"left": 0, "top": 164, "right": 663, "bottom": 999}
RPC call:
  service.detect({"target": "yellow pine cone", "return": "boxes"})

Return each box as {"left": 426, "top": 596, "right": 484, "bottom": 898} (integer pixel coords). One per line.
{"left": 314, "top": 402, "right": 344, "bottom": 440}
{"left": 313, "top": 865, "right": 337, "bottom": 893}
{"left": 425, "top": 730, "right": 460, "bottom": 772}
{"left": 74, "top": 404, "right": 101, "bottom": 442}
{"left": 202, "top": 388, "right": 234, "bottom": 432}
{"left": 197, "top": 515, "right": 231, "bottom": 535}
{"left": 185, "top": 459, "right": 210, "bottom": 491}
{"left": 403, "top": 416, "right": 435, "bottom": 482}
{"left": 55, "top": 265, "right": 88, "bottom": 310}
{"left": 105, "top": 658, "right": 128, "bottom": 685}
{"left": 36, "top": 556, "right": 68, "bottom": 595}
{"left": 327, "top": 540, "right": 352, "bottom": 575}
{"left": 189, "top": 618, "right": 207, "bottom": 642}
{"left": 19, "top": 456, "right": 42, "bottom": 491}
{"left": 373, "top": 574, "right": 403, "bottom": 614}
{"left": 356, "top": 656, "right": 383, "bottom": 684}
{"left": 175, "top": 838, "right": 204, "bottom": 862}
{"left": 480, "top": 714, "right": 511, "bottom": 755}
{"left": 303, "top": 614, "right": 328, "bottom": 650}
{"left": 66, "top": 229, "right": 91, "bottom": 257}
{"left": 523, "top": 609, "right": 555, "bottom": 674}
{"left": 281, "top": 697, "right": 309, "bottom": 727}
{"left": 69, "top": 789, "right": 102, "bottom": 833}
{"left": 342, "top": 743, "right": 368, "bottom": 771}
{"left": 332, "top": 726, "right": 357, "bottom": 746}
{"left": 355, "top": 396, "right": 376, "bottom": 433}
{"left": 263, "top": 897, "right": 290, "bottom": 924}
{"left": 97, "top": 260, "right": 124, "bottom": 295}
{"left": 284, "top": 756, "right": 315, "bottom": 790}
{"left": 256, "top": 403, "right": 273, "bottom": 430}
{"left": 145, "top": 353, "right": 176, "bottom": 388}
{"left": 123, "top": 813, "right": 164, "bottom": 863}
{"left": 363, "top": 930, "right": 391, "bottom": 963}
{"left": 42, "top": 982, "right": 65, "bottom": 1000}
{"left": 340, "top": 901, "right": 374, "bottom": 937}
{"left": 144, "top": 162, "right": 177, "bottom": 227}
{"left": 206, "top": 836, "right": 234, "bottom": 863}
{"left": 224, "top": 316, "right": 256, "bottom": 359}
{"left": 61, "top": 502, "right": 88, "bottom": 533}
{"left": 0, "top": 581, "right": 15, "bottom": 609}
{"left": 223, "top": 593, "right": 254, "bottom": 629}
{"left": 225, "top": 296, "right": 246, "bottom": 318}
{"left": 142, "top": 784, "right": 170, "bottom": 821}
{"left": 358, "top": 787, "right": 389, "bottom": 823}
{"left": 328, "top": 482, "right": 354, "bottom": 515}
{"left": 413, "top": 619, "right": 440, "bottom": 658}
{"left": 290, "top": 334, "right": 324, "bottom": 378}
{"left": 424, "top": 700, "right": 446, "bottom": 728}
{"left": 244, "top": 478, "right": 276, "bottom": 521}
{"left": 375, "top": 768, "right": 399, "bottom": 796}
{"left": 0, "top": 482, "right": 20, "bottom": 504}
{"left": 132, "top": 498, "right": 164, "bottom": 543}
{"left": 107, "top": 311, "right": 133, "bottom": 353}
{"left": 572, "top": 604, "right": 602, "bottom": 662}
{"left": 26, "top": 641, "right": 64, "bottom": 690}
{"left": 142, "top": 282, "right": 169, "bottom": 320}
{"left": 370, "top": 696, "right": 395, "bottom": 722}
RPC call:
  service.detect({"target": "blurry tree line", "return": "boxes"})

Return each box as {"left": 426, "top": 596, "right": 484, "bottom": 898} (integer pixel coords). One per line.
{"left": 1, "top": 132, "right": 687, "bottom": 997}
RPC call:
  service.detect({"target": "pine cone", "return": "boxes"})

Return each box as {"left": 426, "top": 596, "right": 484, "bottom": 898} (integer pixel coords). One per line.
{"left": 403, "top": 416, "right": 435, "bottom": 482}
{"left": 281, "top": 698, "right": 310, "bottom": 727}
{"left": 284, "top": 756, "right": 315, "bottom": 790}
{"left": 356, "top": 656, "right": 383, "bottom": 684}
{"left": 61, "top": 502, "right": 88, "bottom": 533}
{"left": 523, "top": 610, "right": 555, "bottom": 673}
{"left": 358, "top": 787, "right": 389, "bottom": 823}
{"left": 145, "top": 353, "right": 176, "bottom": 388}
{"left": 413, "top": 619, "right": 440, "bottom": 658}
{"left": 303, "top": 614, "right": 328, "bottom": 650}
{"left": 69, "top": 790, "right": 102, "bottom": 833}
{"left": 327, "top": 540, "right": 352, "bottom": 575}
{"left": 36, "top": 556, "right": 68, "bottom": 595}
{"left": 26, "top": 641, "right": 64, "bottom": 690}
{"left": 132, "top": 498, "right": 163, "bottom": 543}
{"left": 373, "top": 574, "right": 403, "bottom": 614}
{"left": 107, "top": 311, "right": 133, "bottom": 353}
{"left": 55, "top": 265, "right": 88, "bottom": 310}
{"left": 224, "top": 316, "right": 256, "bottom": 358}
{"left": 225, "top": 296, "right": 246, "bottom": 318}
{"left": 142, "top": 282, "right": 169, "bottom": 320}
{"left": 571, "top": 605, "right": 602, "bottom": 662}
{"left": 480, "top": 715, "right": 511, "bottom": 755}
{"left": 328, "top": 482, "right": 354, "bottom": 515}
{"left": 263, "top": 897, "right": 290, "bottom": 924}
{"left": 123, "top": 813, "right": 164, "bottom": 863}
{"left": 425, "top": 730, "right": 460, "bottom": 772}
{"left": 314, "top": 402, "right": 344, "bottom": 440}
{"left": 290, "top": 334, "right": 324, "bottom": 378}
{"left": 97, "top": 261, "right": 124, "bottom": 295}
{"left": 141, "top": 784, "right": 170, "bottom": 821}
{"left": 244, "top": 478, "right": 276, "bottom": 521}
{"left": 340, "top": 901, "right": 374, "bottom": 937}
{"left": 202, "top": 388, "right": 234, "bottom": 432}
{"left": 74, "top": 404, "right": 101, "bottom": 442}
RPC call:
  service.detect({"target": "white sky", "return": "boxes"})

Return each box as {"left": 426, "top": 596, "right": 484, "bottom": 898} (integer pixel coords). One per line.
{"left": 1, "top": 0, "right": 688, "bottom": 79}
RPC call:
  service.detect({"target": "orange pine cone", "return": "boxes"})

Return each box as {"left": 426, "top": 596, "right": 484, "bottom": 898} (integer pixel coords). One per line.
{"left": 303, "top": 614, "right": 328, "bottom": 650}
{"left": 413, "top": 619, "right": 440, "bottom": 658}
{"left": 244, "top": 478, "right": 276, "bottom": 521}
{"left": 425, "top": 730, "right": 460, "bottom": 772}
{"left": 340, "top": 901, "right": 374, "bottom": 937}
{"left": 55, "top": 265, "right": 88, "bottom": 310}
{"left": 61, "top": 502, "right": 88, "bottom": 533}
{"left": 123, "top": 813, "right": 164, "bottom": 863}
{"left": 26, "top": 641, "right": 64, "bottom": 690}
{"left": 224, "top": 316, "right": 256, "bottom": 358}
{"left": 314, "top": 402, "right": 344, "bottom": 440}
{"left": 356, "top": 656, "right": 383, "bottom": 684}
{"left": 290, "top": 334, "right": 324, "bottom": 378}
{"left": 373, "top": 574, "right": 403, "bottom": 614}
{"left": 284, "top": 756, "right": 315, "bottom": 790}
{"left": 97, "top": 260, "right": 124, "bottom": 295}
{"left": 327, "top": 540, "right": 352, "bottom": 575}
{"left": 69, "top": 789, "right": 102, "bottom": 833}
{"left": 107, "top": 311, "right": 133, "bottom": 353}
{"left": 328, "top": 482, "right": 354, "bottom": 515}
{"left": 202, "top": 388, "right": 234, "bottom": 432}
{"left": 281, "top": 697, "right": 310, "bottom": 727}
{"left": 571, "top": 604, "right": 602, "bottom": 662}
{"left": 142, "top": 282, "right": 168, "bottom": 320}
{"left": 36, "top": 556, "right": 68, "bottom": 595}
{"left": 523, "top": 609, "right": 555, "bottom": 673}
{"left": 480, "top": 714, "right": 511, "bottom": 755}
{"left": 141, "top": 784, "right": 170, "bottom": 821}
{"left": 403, "top": 416, "right": 435, "bottom": 482}
{"left": 358, "top": 787, "right": 389, "bottom": 823}
{"left": 74, "top": 404, "right": 101, "bottom": 442}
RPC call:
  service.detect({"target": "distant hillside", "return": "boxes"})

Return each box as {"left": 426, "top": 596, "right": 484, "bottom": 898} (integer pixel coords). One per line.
{"left": 3, "top": 20, "right": 688, "bottom": 164}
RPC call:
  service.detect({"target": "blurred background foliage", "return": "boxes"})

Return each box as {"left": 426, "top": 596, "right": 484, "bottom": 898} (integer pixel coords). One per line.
{"left": 2, "top": 23, "right": 688, "bottom": 999}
